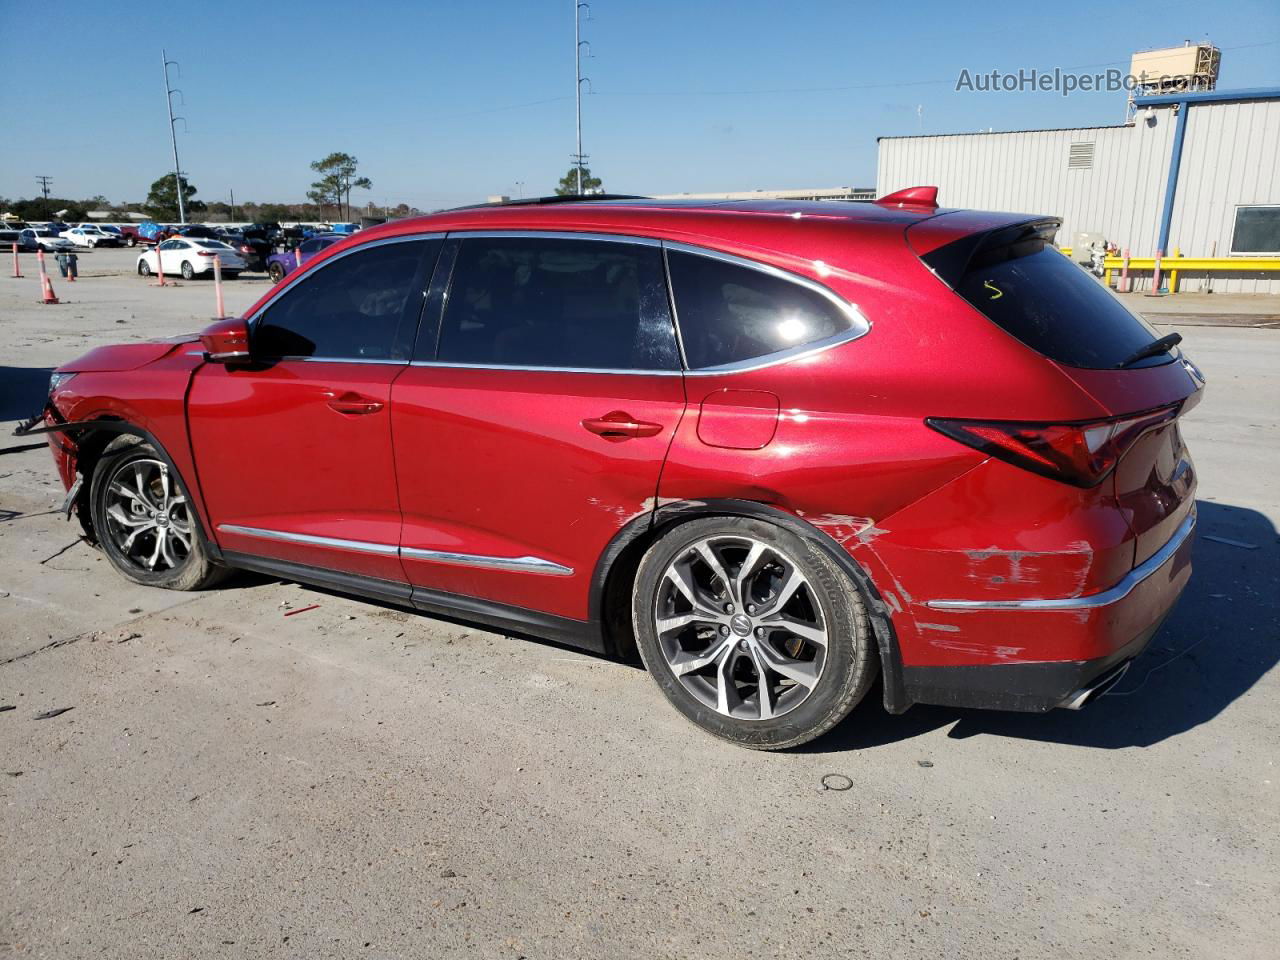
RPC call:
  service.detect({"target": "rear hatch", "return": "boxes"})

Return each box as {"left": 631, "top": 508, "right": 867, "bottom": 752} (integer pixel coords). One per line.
{"left": 910, "top": 214, "right": 1204, "bottom": 566}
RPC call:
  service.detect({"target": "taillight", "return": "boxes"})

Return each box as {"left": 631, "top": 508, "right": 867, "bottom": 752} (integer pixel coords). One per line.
{"left": 926, "top": 405, "right": 1180, "bottom": 487}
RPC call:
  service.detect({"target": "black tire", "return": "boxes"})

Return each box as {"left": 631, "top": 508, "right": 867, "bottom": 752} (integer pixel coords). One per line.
{"left": 632, "top": 516, "right": 878, "bottom": 750}
{"left": 180, "top": 260, "right": 195, "bottom": 280}
{"left": 267, "top": 262, "right": 285, "bottom": 284}
{"left": 89, "top": 439, "right": 227, "bottom": 591}
{"left": 138, "top": 260, "right": 151, "bottom": 277}
{"left": 127, "top": 236, "right": 137, "bottom": 247}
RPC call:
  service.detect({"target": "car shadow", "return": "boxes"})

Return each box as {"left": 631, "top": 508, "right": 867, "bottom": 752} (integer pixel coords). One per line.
{"left": 803, "top": 499, "right": 1279, "bottom": 753}
{"left": 0, "top": 366, "right": 54, "bottom": 423}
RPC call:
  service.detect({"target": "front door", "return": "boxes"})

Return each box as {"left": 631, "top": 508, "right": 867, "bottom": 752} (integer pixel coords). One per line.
{"left": 391, "top": 234, "right": 687, "bottom": 621}
{"left": 189, "top": 236, "right": 440, "bottom": 581}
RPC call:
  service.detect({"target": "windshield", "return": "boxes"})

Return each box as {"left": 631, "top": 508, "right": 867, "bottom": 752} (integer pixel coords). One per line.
{"left": 922, "top": 221, "right": 1168, "bottom": 370}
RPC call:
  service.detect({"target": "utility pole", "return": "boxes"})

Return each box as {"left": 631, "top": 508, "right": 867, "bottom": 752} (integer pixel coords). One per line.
{"left": 35, "top": 175, "right": 53, "bottom": 219}
{"left": 229, "top": 187, "right": 236, "bottom": 222}
{"left": 162, "top": 49, "right": 187, "bottom": 224}
{"left": 573, "top": 2, "right": 591, "bottom": 195}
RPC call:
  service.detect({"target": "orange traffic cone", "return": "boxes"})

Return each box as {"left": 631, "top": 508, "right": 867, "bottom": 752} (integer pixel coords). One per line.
{"left": 36, "top": 249, "right": 60, "bottom": 304}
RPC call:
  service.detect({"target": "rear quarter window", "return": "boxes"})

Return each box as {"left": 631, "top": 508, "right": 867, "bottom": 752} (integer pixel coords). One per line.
{"left": 666, "top": 250, "right": 862, "bottom": 370}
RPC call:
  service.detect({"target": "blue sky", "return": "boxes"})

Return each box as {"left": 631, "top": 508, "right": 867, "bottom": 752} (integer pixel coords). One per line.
{"left": 1, "top": 0, "right": 1276, "bottom": 210}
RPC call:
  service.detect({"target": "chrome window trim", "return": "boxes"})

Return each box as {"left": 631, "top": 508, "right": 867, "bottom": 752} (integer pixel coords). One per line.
{"left": 925, "top": 510, "right": 1196, "bottom": 611}
{"left": 401, "top": 546, "right": 573, "bottom": 577}
{"left": 218, "top": 524, "right": 400, "bottom": 556}
{"left": 244, "top": 232, "right": 446, "bottom": 330}
{"left": 662, "top": 239, "right": 872, "bottom": 375}
{"left": 408, "top": 360, "right": 682, "bottom": 377}
{"left": 217, "top": 524, "right": 573, "bottom": 576}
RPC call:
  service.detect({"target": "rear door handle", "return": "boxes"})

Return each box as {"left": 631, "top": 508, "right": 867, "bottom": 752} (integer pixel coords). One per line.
{"left": 325, "top": 391, "right": 384, "bottom": 415}
{"left": 581, "top": 411, "right": 663, "bottom": 440}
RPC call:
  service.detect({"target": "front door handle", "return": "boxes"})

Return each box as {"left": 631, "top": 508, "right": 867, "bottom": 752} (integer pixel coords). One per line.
{"left": 326, "top": 391, "right": 384, "bottom": 415}
{"left": 581, "top": 411, "right": 663, "bottom": 440}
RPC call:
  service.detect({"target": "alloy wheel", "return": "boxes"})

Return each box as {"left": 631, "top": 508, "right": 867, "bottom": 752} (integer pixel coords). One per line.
{"left": 102, "top": 457, "right": 192, "bottom": 572}
{"left": 654, "top": 535, "right": 828, "bottom": 721}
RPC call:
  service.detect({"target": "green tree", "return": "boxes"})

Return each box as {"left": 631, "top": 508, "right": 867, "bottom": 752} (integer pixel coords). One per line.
{"left": 554, "top": 165, "right": 603, "bottom": 196}
{"left": 144, "top": 174, "right": 205, "bottom": 221}
{"left": 309, "top": 152, "right": 372, "bottom": 221}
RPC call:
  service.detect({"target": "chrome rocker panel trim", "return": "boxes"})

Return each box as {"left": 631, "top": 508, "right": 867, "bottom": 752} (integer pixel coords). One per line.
{"left": 925, "top": 510, "right": 1196, "bottom": 612}
{"left": 216, "top": 524, "right": 573, "bottom": 576}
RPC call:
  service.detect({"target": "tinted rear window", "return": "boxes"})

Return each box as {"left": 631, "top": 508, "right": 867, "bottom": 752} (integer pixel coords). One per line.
{"left": 923, "top": 222, "right": 1165, "bottom": 369}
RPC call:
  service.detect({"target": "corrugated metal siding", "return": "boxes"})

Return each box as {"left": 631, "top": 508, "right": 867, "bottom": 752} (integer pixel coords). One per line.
{"left": 877, "top": 99, "right": 1280, "bottom": 293}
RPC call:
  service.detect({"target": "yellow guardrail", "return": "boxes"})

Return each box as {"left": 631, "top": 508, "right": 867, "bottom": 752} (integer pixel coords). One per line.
{"left": 1056, "top": 246, "right": 1280, "bottom": 292}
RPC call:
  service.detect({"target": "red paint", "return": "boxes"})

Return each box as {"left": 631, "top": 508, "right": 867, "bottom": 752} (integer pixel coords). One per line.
{"left": 43, "top": 197, "right": 1203, "bottom": 701}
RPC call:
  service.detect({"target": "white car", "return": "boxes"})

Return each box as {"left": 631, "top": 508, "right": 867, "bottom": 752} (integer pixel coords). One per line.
{"left": 20, "top": 228, "right": 75, "bottom": 252}
{"left": 64, "top": 226, "right": 121, "bottom": 248}
{"left": 137, "top": 238, "right": 247, "bottom": 280}
{"left": 80, "top": 223, "right": 128, "bottom": 245}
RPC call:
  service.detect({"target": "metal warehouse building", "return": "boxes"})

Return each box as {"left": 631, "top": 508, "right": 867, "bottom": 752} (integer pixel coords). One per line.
{"left": 877, "top": 87, "right": 1280, "bottom": 292}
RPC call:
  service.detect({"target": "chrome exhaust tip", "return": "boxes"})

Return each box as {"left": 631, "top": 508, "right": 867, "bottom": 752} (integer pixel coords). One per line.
{"left": 1060, "top": 660, "right": 1130, "bottom": 711}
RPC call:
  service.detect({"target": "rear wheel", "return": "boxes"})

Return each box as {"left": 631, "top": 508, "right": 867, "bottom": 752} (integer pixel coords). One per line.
{"left": 126, "top": 235, "right": 137, "bottom": 247}
{"left": 267, "top": 262, "right": 286, "bottom": 284}
{"left": 180, "top": 260, "right": 195, "bottom": 280}
{"left": 89, "top": 441, "right": 226, "bottom": 591}
{"left": 632, "top": 516, "right": 877, "bottom": 750}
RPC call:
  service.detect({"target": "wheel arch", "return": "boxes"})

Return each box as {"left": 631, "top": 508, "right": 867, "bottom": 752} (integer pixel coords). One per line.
{"left": 589, "top": 498, "right": 909, "bottom": 713}
{"left": 61, "top": 417, "right": 219, "bottom": 561}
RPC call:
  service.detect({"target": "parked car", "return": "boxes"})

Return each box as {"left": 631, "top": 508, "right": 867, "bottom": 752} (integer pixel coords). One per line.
{"left": 19, "top": 228, "right": 75, "bottom": 252}
{"left": 30, "top": 191, "right": 1203, "bottom": 750}
{"left": 265, "top": 233, "right": 344, "bottom": 283}
{"left": 175, "top": 225, "right": 218, "bottom": 240}
{"left": 235, "top": 226, "right": 275, "bottom": 270}
{"left": 93, "top": 224, "right": 128, "bottom": 245}
{"left": 136, "top": 238, "right": 247, "bottom": 280}
{"left": 0, "top": 220, "right": 27, "bottom": 246}
{"left": 117, "top": 224, "right": 141, "bottom": 246}
{"left": 65, "top": 226, "right": 121, "bottom": 248}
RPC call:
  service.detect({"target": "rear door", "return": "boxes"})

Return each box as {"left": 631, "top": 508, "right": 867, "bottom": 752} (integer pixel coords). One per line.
{"left": 189, "top": 236, "right": 440, "bottom": 581}
{"left": 390, "top": 232, "right": 686, "bottom": 621}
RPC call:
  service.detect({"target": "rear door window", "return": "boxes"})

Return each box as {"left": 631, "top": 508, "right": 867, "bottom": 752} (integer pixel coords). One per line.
{"left": 254, "top": 239, "right": 437, "bottom": 360}
{"left": 922, "top": 222, "right": 1166, "bottom": 369}
{"left": 666, "top": 250, "right": 860, "bottom": 370}
{"left": 434, "top": 236, "right": 679, "bottom": 370}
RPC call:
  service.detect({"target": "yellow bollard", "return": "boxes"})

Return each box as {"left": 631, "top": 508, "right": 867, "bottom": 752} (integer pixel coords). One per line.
{"left": 1169, "top": 247, "right": 1181, "bottom": 294}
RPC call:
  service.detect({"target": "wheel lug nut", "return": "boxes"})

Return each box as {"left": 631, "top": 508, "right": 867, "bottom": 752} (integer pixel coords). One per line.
{"left": 755, "top": 627, "right": 766, "bottom": 637}
{"left": 747, "top": 605, "right": 756, "bottom": 614}
{"left": 719, "top": 625, "right": 729, "bottom": 637}
{"left": 724, "top": 604, "right": 734, "bottom": 614}
{"left": 738, "top": 639, "right": 749, "bottom": 651}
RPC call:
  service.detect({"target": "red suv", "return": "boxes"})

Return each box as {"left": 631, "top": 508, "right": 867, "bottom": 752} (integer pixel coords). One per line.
{"left": 27, "top": 191, "right": 1203, "bottom": 750}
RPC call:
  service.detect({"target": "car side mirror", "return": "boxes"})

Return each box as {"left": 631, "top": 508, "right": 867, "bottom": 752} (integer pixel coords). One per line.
{"left": 199, "top": 317, "right": 251, "bottom": 363}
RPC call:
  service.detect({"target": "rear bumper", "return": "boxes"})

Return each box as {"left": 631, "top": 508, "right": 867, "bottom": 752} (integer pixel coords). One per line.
{"left": 900, "top": 509, "right": 1195, "bottom": 712}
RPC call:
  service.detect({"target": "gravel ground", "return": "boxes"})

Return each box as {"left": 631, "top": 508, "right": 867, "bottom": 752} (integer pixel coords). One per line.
{"left": 2, "top": 248, "right": 1278, "bottom": 958}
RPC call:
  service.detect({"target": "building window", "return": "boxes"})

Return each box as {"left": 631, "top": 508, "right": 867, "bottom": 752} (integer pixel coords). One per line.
{"left": 1068, "top": 142, "right": 1095, "bottom": 170}
{"left": 1230, "top": 205, "right": 1280, "bottom": 255}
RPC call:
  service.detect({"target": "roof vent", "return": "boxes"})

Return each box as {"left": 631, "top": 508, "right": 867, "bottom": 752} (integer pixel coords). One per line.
{"left": 1068, "top": 142, "right": 1095, "bottom": 170}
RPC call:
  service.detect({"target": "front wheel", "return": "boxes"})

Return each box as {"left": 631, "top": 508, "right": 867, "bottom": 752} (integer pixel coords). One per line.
{"left": 632, "top": 516, "right": 878, "bottom": 750}
{"left": 180, "top": 260, "right": 195, "bottom": 280}
{"left": 126, "top": 236, "right": 137, "bottom": 247}
{"left": 138, "top": 260, "right": 151, "bottom": 277}
{"left": 89, "top": 440, "right": 227, "bottom": 590}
